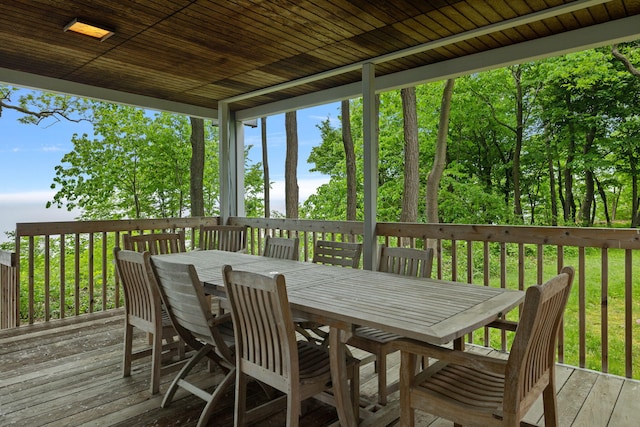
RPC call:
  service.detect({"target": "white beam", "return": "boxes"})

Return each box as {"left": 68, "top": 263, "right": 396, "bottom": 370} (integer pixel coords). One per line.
{"left": 0, "top": 67, "right": 217, "bottom": 119}
{"left": 362, "top": 63, "right": 377, "bottom": 271}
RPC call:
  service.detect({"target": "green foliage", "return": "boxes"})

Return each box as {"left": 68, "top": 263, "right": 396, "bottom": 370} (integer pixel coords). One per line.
{"left": 46, "top": 103, "right": 264, "bottom": 220}
{"left": 305, "top": 43, "right": 640, "bottom": 227}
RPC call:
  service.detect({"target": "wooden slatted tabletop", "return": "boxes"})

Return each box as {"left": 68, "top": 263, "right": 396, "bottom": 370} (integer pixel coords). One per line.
{"left": 155, "top": 250, "right": 523, "bottom": 344}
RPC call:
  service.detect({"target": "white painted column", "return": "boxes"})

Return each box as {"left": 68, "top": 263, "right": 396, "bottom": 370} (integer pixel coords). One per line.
{"left": 218, "top": 102, "right": 245, "bottom": 222}
{"left": 362, "top": 63, "right": 378, "bottom": 271}
{"left": 234, "top": 120, "right": 246, "bottom": 217}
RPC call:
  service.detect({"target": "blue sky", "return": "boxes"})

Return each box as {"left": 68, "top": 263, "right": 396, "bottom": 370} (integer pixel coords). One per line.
{"left": 0, "top": 86, "right": 340, "bottom": 240}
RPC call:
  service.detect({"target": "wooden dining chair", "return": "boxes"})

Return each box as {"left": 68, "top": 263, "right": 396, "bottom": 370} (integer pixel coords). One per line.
{"left": 312, "top": 240, "right": 362, "bottom": 268}
{"left": 263, "top": 235, "right": 299, "bottom": 260}
{"left": 347, "top": 245, "right": 435, "bottom": 405}
{"left": 295, "top": 240, "right": 363, "bottom": 346}
{"left": 199, "top": 224, "right": 247, "bottom": 252}
{"left": 222, "top": 265, "right": 360, "bottom": 427}
{"left": 123, "top": 230, "right": 186, "bottom": 255}
{"left": 377, "top": 245, "right": 434, "bottom": 278}
{"left": 397, "top": 266, "right": 575, "bottom": 427}
{"left": 150, "top": 257, "right": 236, "bottom": 427}
{"left": 113, "top": 248, "right": 184, "bottom": 395}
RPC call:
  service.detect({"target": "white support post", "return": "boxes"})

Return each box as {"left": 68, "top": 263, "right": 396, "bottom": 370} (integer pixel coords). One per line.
{"left": 234, "top": 120, "right": 246, "bottom": 217}
{"left": 219, "top": 102, "right": 245, "bottom": 222}
{"left": 219, "top": 102, "right": 231, "bottom": 223}
{"left": 362, "top": 63, "right": 378, "bottom": 271}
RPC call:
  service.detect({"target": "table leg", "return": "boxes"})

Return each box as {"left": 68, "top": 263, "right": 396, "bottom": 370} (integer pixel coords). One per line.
{"left": 453, "top": 337, "right": 465, "bottom": 427}
{"left": 329, "top": 326, "right": 358, "bottom": 427}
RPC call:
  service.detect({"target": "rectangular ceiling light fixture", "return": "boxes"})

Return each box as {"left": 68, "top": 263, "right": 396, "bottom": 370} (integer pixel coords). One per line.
{"left": 64, "top": 18, "right": 114, "bottom": 41}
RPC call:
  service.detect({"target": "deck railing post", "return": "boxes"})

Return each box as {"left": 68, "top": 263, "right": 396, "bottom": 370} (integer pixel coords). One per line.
{"left": 0, "top": 250, "right": 18, "bottom": 329}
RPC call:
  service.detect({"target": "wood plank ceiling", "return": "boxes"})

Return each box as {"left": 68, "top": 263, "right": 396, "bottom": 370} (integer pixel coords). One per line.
{"left": 1, "top": 0, "right": 640, "bottom": 114}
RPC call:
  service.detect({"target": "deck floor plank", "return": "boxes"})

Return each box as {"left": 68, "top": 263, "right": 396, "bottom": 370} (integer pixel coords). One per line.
{"left": 1, "top": 312, "right": 639, "bottom": 426}
{"left": 571, "top": 374, "right": 625, "bottom": 427}
{"left": 608, "top": 378, "right": 640, "bottom": 426}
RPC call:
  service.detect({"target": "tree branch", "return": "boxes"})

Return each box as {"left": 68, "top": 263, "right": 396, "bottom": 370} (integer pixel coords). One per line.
{"left": 612, "top": 44, "right": 640, "bottom": 77}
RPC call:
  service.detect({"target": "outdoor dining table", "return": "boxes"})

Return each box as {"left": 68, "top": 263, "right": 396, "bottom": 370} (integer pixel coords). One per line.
{"left": 155, "top": 249, "right": 525, "bottom": 427}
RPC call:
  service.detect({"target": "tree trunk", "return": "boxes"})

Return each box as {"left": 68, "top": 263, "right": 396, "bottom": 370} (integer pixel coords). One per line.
{"left": 189, "top": 117, "right": 205, "bottom": 217}
{"left": 285, "top": 111, "right": 299, "bottom": 219}
{"left": 579, "top": 127, "right": 596, "bottom": 226}
{"left": 631, "top": 150, "right": 639, "bottom": 227}
{"left": 556, "top": 160, "right": 565, "bottom": 219}
{"left": 564, "top": 118, "right": 576, "bottom": 224}
{"left": 261, "top": 117, "right": 270, "bottom": 218}
{"left": 341, "top": 100, "right": 357, "bottom": 221}
{"left": 512, "top": 67, "right": 524, "bottom": 221}
{"left": 426, "top": 79, "right": 455, "bottom": 224}
{"left": 400, "top": 87, "right": 419, "bottom": 224}
{"left": 545, "top": 129, "right": 558, "bottom": 226}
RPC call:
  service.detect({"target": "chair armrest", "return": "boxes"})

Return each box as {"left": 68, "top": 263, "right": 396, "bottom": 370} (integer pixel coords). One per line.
{"left": 395, "top": 338, "right": 508, "bottom": 375}
{"left": 208, "top": 312, "right": 232, "bottom": 327}
{"left": 487, "top": 318, "right": 518, "bottom": 332}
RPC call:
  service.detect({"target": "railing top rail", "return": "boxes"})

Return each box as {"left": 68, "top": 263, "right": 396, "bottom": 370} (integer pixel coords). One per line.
{"left": 0, "top": 250, "right": 16, "bottom": 267}
{"left": 377, "top": 222, "right": 640, "bottom": 249}
{"left": 230, "top": 217, "right": 364, "bottom": 235}
{"left": 15, "top": 217, "right": 220, "bottom": 237}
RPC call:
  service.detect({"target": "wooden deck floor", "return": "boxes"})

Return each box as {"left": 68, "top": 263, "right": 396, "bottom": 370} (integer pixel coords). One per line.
{"left": 1, "top": 310, "right": 638, "bottom": 426}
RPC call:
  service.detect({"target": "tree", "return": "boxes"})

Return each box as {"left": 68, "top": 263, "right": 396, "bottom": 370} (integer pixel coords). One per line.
{"left": 341, "top": 100, "right": 357, "bottom": 221}
{"left": 261, "top": 117, "right": 270, "bottom": 218}
{"left": 285, "top": 111, "right": 299, "bottom": 218}
{"left": 425, "top": 79, "right": 455, "bottom": 224}
{"left": 400, "top": 87, "right": 419, "bottom": 223}
{"left": 189, "top": 117, "right": 205, "bottom": 217}
{"left": 49, "top": 105, "right": 193, "bottom": 219}
{"left": 0, "top": 86, "right": 90, "bottom": 125}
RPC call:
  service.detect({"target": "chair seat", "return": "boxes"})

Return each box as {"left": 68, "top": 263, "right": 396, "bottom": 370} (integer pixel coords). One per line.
{"left": 352, "top": 326, "right": 403, "bottom": 344}
{"left": 417, "top": 360, "right": 505, "bottom": 414}
{"left": 161, "top": 310, "right": 173, "bottom": 327}
{"left": 296, "top": 341, "right": 334, "bottom": 379}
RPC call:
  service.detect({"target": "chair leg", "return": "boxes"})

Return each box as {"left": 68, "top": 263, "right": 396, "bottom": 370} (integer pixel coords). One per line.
{"left": 196, "top": 368, "right": 235, "bottom": 427}
{"left": 542, "top": 384, "right": 559, "bottom": 427}
{"left": 350, "top": 360, "right": 360, "bottom": 421}
{"left": 286, "top": 392, "right": 301, "bottom": 427}
{"left": 234, "top": 371, "right": 248, "bottom": 427}
{"left": 150, "top": 330, "right": 162, "bottom": 395}
{"left": 122, "top": 323, "right": 133, "bottom": 378}
{"left": 162, "top": 344, "right": 210, "bottom": 408}
{"left": 377, "top": 350, "right": 388, "bottom": 405}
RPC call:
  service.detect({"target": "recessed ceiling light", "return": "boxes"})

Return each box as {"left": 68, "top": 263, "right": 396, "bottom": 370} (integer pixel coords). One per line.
{"left": 64, "top": 18, "right": 114, "bottom": 41}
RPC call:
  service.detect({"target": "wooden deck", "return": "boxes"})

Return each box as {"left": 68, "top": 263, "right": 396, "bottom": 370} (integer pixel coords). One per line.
{"left": 1, "top": 311, "right": 638, "bottom": 426}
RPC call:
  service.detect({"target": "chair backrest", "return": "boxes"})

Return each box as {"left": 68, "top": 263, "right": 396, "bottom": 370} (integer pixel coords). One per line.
{"left": 150, "top": 256, "right": 233, "bottom": 362}
{"left": 113, "top": 247, "right": 162, "bottom": 332}
{"left": 123, "top": 231, "right": 186, "bottom": 255}
{"left": 377, "top": 245, "right": 433, "bottom": 278}
{"left": 503, "top": 266, "right": 575, "bottom": 415}
{"left": 199, "top": 225, "right": 247, "bottom": 252}
{"left": 222, "top": 265, "right": 298, "bottom": 387}
{"left": 263, "top": 236, "right": 299, "bottom": 260}
{"left": 312, "top": 240, "right": 362, "bottom": 268}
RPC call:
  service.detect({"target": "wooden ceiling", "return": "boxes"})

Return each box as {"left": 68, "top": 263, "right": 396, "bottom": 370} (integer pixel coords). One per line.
{"left": 1, "top": 0, "right": 640, "bottom": 117}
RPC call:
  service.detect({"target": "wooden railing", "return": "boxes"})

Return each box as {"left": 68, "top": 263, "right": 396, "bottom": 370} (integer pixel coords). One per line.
{"left": 12, "top": 217, "right": 219, "bottom": 326}
{"left": 5, "top": 216, "right": 640, "bottom": 380}
{"left": 0, "top": 250, "right": 18, "bottom": 329}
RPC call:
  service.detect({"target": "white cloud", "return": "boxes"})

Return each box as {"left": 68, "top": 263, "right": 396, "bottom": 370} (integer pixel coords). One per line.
{"left": 41, "top": 145, "right": 64, "bottom": 152}
{"left": 0, "top": 191, "right": 57, "bottom": 203}
{"left": 268, "top": 176, "right": 330, "bottom": 213}
{"left": 0, "top": 192, "right": 80, "bottom": 243}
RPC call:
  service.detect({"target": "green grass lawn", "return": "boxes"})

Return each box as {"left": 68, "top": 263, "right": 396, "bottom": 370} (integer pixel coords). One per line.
{"left": 440, "top": 243, "right": 640, "bottom": 379}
